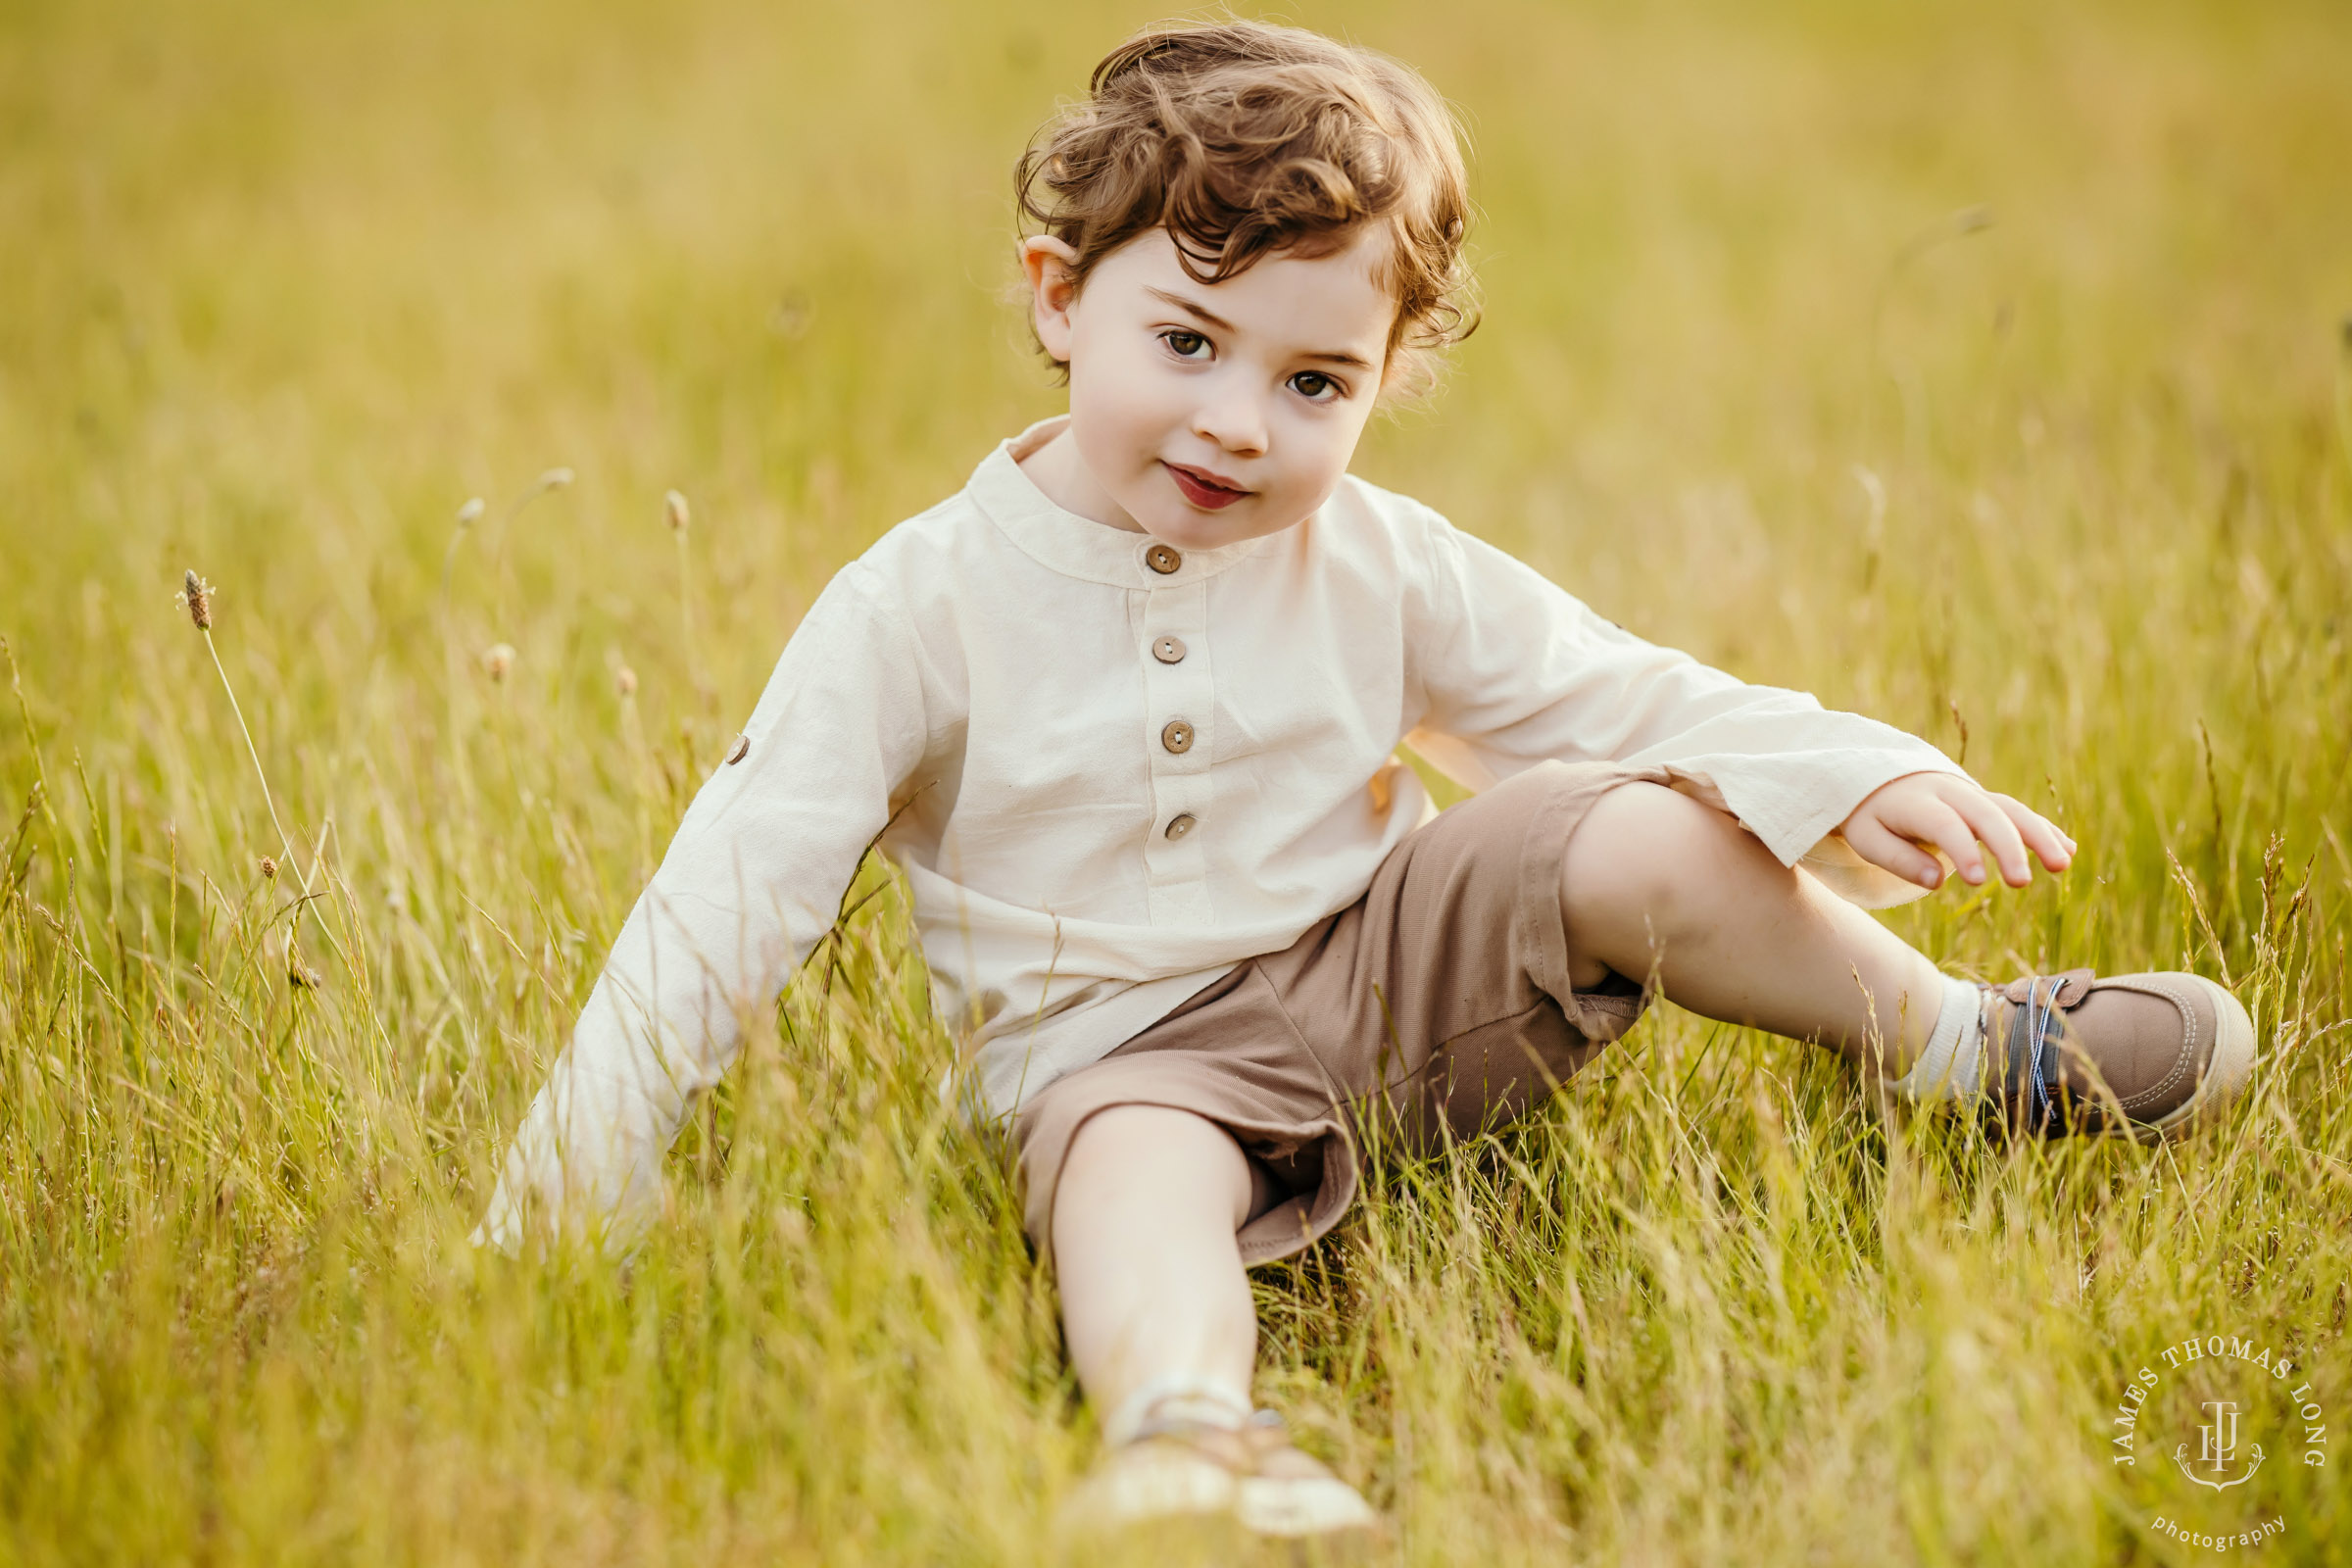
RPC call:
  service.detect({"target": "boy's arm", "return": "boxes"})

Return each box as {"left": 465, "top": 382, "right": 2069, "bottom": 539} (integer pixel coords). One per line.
{"left": 472, "top": 564, "right": 931, "bottom": 1257}
{"left": 1404, "top": 516, "right": 1994, "bottom": 908}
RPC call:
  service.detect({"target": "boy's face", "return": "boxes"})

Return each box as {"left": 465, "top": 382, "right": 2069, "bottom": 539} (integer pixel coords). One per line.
{"left": 1019, "top": 223, "right": 1396, "bottom": 551}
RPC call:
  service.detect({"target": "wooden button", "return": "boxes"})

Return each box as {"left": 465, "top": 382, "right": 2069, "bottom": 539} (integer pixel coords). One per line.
{"left": 1164, "top": 812, "right": 1198, "bottom": 840}
{"left": 1160, "top": 718, "right": 1194, "bottom": 755}
{"left": 1146, "top": 544, "right": 1182, "bottom": 574}
{"left": 725, "top": 734, "right": 750, "bottom": 764}
{"left": 1152, "top": 635, "right": 1187, "bottom": 664}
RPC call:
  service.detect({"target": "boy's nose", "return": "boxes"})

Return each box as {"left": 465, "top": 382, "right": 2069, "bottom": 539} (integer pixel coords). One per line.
{"left": 1190, "top": 387, "right": 1268, "bottom": 457}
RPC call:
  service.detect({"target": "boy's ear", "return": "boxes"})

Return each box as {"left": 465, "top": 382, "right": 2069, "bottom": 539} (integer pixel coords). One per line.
{"left": 1020, "top": 235, "right": 1082, "bottom": 364}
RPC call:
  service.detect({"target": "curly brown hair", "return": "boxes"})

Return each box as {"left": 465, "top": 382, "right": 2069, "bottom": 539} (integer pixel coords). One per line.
{"left": 1010, "top": 16, "right": 1480, "bottom": 407}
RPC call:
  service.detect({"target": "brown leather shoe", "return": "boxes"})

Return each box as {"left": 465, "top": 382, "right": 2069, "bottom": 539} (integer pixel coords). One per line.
{"left": 1054, "top": 1416, "right": 1245, "bottom": 1544}
{"left": 1230, "top": 1410, "right": 1384, "bottom": 1540}
{"left": 1056, "top": 1405, "right": 1381, "bottom": 1543}
{"left": 1980, "top": 968, "right": 2255, "bottom": 1141}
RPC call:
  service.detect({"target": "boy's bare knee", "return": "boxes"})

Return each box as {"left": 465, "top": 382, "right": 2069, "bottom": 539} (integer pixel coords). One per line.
{"left": 1070, "top": 1102, "right": 1225, "bottom": 1155}
{"left": 1061, "top": 1103, "right": 1254, "bottom": 1227}
{"left": 1565, "top": 782, "right": 1756, "bottom": 895}
{"left": 1562, "top": 781, "right": 1788, "bottom": 980}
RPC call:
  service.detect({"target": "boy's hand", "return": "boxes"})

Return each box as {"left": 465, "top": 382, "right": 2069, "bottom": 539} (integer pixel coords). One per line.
{"left": 1838, "top": 771, "right": 2075, "bottom": 891}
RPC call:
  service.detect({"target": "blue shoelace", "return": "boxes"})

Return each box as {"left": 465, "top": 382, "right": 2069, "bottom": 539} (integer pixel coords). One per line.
{"left": 2001, "top": 974, "right": 2072, "bottom": 1134}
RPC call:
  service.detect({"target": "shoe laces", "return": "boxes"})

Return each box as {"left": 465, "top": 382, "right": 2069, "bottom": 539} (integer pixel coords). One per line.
{"left": 1994, "top": 971, "right": 2087, "bottom": 1134}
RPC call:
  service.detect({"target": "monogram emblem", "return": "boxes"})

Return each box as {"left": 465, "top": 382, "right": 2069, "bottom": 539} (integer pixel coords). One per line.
{"left": 2174, "top": 1399, "right": 2265, "bottom": 1492}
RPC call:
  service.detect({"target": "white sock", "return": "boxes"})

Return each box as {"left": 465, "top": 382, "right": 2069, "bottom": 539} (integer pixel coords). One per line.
{"left": 1887, "top": 975, "right": 1988, "bottom": 1101}
{"left": 1101, "top": 1373, "right": 1251, "bottom": 1448}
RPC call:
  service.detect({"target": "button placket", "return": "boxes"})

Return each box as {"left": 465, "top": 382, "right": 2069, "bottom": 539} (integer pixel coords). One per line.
{"left": 1138, "top": 575, "right": 1213, "bottom": 919}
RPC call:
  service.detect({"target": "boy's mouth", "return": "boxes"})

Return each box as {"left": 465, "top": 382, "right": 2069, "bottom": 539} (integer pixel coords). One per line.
{"left": 1163, "top": 461, "right": 1250, "bottom": 511}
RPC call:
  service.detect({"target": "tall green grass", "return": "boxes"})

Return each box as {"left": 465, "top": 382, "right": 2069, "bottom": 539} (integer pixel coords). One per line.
{"left": 2, "top": 0, "right": 2347, "bottom": 1561}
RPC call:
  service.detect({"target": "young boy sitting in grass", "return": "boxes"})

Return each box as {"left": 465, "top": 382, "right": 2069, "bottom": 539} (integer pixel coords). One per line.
{"left": 474, "top": 18, "right": 2256, "bottom": 1542}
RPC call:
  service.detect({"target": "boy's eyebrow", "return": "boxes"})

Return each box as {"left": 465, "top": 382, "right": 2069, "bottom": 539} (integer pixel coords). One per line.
{"left": 1144, "top": 286, "right": 1376, "bottom": 371}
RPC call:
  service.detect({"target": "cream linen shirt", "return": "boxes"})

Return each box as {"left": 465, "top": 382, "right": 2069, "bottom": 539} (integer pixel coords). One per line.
{"left": 474, "top": 413, "right": 1968, "bottom": 1253}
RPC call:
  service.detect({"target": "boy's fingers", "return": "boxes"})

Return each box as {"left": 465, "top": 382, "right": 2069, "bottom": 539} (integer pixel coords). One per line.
{"left": 1887, "top": 796, "right": 1985, "bottom": 884}
{"left": 1994, "top": 794, "right": 2076, "bottom": 870}
{"left": 1947, "top": 788, "right": 2033, "bottom": 886}
{"left": 1843, "top": 813, "right": 1948, "bottom": 889}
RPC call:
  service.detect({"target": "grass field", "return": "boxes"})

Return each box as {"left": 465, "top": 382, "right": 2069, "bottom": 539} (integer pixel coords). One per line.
{"left": 4, "top": 0, "right": 2350, "bottom": 1561}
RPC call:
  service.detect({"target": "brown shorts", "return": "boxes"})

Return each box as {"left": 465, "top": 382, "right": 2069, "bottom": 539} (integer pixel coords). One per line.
{"left": 1013, "top": 759, "right": 1672, "bottom": 1268}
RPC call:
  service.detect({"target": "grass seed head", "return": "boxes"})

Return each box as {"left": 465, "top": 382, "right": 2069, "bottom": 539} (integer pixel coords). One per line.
{"left": 665, "top": 490, "right": 691, "bottom": 532}
{"left": 260, "top": 855, "right": 277, "bottom": 880}
{"left": 615, "top": 664, "right": 638, "bottom": 697}
{"left": 456, "top": 497, "right": 486, "bottom": 529}
{"left": 178, "top": 569, "right": 214, "bottom": 630}
{"left": 481, "top": 643, "right": 516, "bottom": 682}
{"left": 536, "top": 467, "right": 575, "bottom": 494}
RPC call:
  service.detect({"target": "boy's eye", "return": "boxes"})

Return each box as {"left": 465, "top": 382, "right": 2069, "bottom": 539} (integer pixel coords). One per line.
{"left": 1157, "top": 328, "right": 1344, "bottom": 403}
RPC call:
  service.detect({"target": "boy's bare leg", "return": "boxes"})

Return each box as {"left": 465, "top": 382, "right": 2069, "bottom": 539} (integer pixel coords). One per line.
{"left": 1560, "top": 782, "right": 1950, "bottom": 1077}
{"left": 1053, "top": 1103, "right": 1262, "bottom": 1435}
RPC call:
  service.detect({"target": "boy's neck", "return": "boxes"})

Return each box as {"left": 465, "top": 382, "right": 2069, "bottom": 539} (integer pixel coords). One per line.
{"left": 1014, "top": 418, "right": 1149, "bottom": 534}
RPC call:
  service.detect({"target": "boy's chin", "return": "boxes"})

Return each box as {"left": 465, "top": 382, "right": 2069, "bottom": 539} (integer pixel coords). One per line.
{"left": 1144, "top": 504, "right": 1298, "bottom": 553}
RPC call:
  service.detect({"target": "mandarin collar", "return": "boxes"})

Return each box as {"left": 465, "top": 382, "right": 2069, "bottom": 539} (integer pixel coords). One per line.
{"left": 967, "top": 414, "right": 1277, "bottom": 589}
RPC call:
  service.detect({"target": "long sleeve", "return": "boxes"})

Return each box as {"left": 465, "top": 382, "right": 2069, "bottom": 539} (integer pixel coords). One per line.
{"left": 1401, "top": 511, "right": 1969, "bottom": 908}
{"left": 472, "top": 563, "right": 931, "bottom": 1256}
